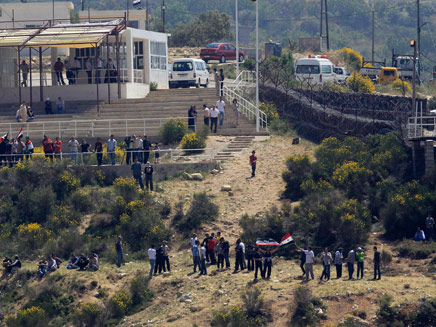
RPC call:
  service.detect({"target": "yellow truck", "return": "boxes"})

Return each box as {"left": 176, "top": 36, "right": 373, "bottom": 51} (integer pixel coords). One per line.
{"left": 360, "top": 66, "right": 399, "bottom": 84}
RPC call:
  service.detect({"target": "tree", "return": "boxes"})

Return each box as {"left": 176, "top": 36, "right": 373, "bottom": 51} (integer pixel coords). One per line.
{"left": 169, "top": 11, "right": 233, "bottom": 47}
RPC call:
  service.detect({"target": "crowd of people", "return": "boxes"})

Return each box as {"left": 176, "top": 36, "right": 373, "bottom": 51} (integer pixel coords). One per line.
{"left": 18, "top": 56, "right": 118, "bottom": 88}
{"left": 414, "top": 214, "right": 435, "bottom": 242}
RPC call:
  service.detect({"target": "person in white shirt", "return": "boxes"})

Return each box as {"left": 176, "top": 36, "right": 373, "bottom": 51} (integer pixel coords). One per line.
{"left": 297, "top": 246, "right": 315, "bottom": 281}
{"left": 107, "top": 135, "right": 117, "bottom": 165}
{"left": 216, "top": 96, "right": 226, "bottom": 126}
{"left": 148, "top": 245, "right": 156, "bottom": 278}
{"left": 85, "top": 57, "right": 93, "bottom": 84}
{"left": 210, "top": 106, "right": 219, "bottom": 133}
{"left": 68, "top": 136, "right": 80, "bottom": 164}
{"left": 95, "top": 56, "right": 103, "bottom": 83}
{"left": 203, "top": 104, "right": 210, "bottom": 126}
{"left": 200, "top": 244, "right": 207, "bottom": 275}
{"left": 240, "top": 240, "right": 246, "bottom": 269}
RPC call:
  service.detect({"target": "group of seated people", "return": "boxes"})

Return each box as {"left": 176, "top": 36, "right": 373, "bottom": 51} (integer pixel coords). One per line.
{"left": 38, "top": 253, "right": 99, "bottom": 277}
{"left": 2, "top": 255, "right": 21, "bottom": 276}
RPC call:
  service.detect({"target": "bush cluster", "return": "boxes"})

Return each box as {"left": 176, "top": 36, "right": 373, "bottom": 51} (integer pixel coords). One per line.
{"left": 290, "top": 286, "right": 326, "bottom": 327}
{"left": 160, "top": 118, "right": 188, "bottom": 144}
{"left": 180, "top": 132, "right": 206, "bottom": 152}
{"left": 346, "top": 72, "right": 375, "bottom": 94}
{"left": 337, "top": 47, "right": 363, "bottom": 72}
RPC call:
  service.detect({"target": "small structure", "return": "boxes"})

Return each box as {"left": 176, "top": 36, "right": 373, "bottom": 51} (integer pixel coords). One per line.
{"left": 0, "top": 1, "right": 168, "bottom": 107}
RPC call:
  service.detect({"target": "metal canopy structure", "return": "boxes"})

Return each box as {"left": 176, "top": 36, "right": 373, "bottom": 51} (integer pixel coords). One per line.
{"left": 0, "top": 19, "right": 125, "bottom": 48}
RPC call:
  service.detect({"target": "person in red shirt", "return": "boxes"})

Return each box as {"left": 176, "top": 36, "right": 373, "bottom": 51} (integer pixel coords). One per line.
{"left": 42, "top": 135, "right": 54, "bottom": 161}
{"left": 249, "top": 150, "right": 257, "bottom": 178}
{"left": 54, "top": 137, "right": 62, "bottom": 160}
{"left": 208, "top": 233, "right": 217, "bottom": 265}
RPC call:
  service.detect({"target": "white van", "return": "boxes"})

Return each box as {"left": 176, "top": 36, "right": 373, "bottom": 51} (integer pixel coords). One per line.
{"left": 169, "top": 58, "right": 210, "bottom": 88}
{"left": 295, "top": 55, "right": 337, "bottom": 85}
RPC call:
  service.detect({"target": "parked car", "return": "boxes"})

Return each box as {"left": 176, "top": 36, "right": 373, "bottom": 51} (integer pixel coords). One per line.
{"left": 200, "top": 43, "right": 244, "bottom": 63}
{"left": 169, "top": 58, "right": 209, "bottom": 88}
{"left": 295, "top": 55, "right": 337, "bottom": 85}
{"left": 333, "top": 67, "right": 350, "bottom": 85}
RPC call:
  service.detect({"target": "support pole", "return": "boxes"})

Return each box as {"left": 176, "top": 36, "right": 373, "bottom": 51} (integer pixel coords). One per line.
{"left": 319, "top": 0, "right": 323, "bottom": 51}
{"left": 95, "top": 43, "right": 100, "bottom": 115}
{"left": 146, "top": 0, "right": 149, "bottom": 30}
{"left": 325, "top": 0, "right": 329, "bottom": 51}
{"left": 255, "top": 0, "right": 259, "bottom": 132}
{"left": 39, "top": 47, "right": 43, "bottom": 102}
{"left": 161, "top": 0, "right": 166, "bottom": 33}
{"left": 417, "top": 0, "right": 421, "bottom": 61}
{"left": 236, "top": 0, "right": 239, "bottom": 78}
{"left": 116, "top": 32, "right": 121, "bottom": 99}
{"left": 29, "top": 47, "right": 32, "bottom": 108}
{"left": 412, "top": 41, "right": 417, "bottom": 114}
{"left": 106, "top": 35, "right": 111, "bottom": 104}
{"left": 371, "top": 0, "right": 375, "bottom": 64}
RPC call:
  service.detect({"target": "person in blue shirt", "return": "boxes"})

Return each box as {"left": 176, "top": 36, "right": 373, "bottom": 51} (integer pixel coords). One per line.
{"left": 413, "top": 227, "right": 426, "bottom": 242}
{"left": 67, "top": 254, "right": 79, "bottom": 269}
{"left": 131, "top": 157, "right": 144, "bottom": 190}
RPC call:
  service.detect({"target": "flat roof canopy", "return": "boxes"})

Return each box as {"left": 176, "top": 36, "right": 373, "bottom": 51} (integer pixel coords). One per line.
{"left": 0, "top": 19, "right": 125, "bottom": 48}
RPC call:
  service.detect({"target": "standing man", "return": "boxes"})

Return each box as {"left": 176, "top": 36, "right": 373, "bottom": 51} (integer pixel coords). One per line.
{"left": 144, "top": 161, "right": 154, "bottom": 191}
{"left": 297, "top": 246, "right": 315, "bottom": 281}
{"left": 73, "top": 57, "right": 81, "bottom": 82}
{"left": 95, "top": 56, "right": 102, "bottom": 84}
{"left": 373, "top": 246, "right": 381, "bottom": 280}
{"left": 162, "top": 241, "right": 170, "bottom": 273}
{"left": 54, "top": 137, "right": 62, "bottom": 160}
{"left": 200, "top": 242, "right": 207, "bottom": 275}
{"left": 345, "top": 248, "right": 356, "bottom": 280}
{"left": 299, "top": 247, "right": 306, "bottom": 277}
{"left": 209, "top": 105, "right": 219, "bottom": 133}
{"left": 214, "top": 68, "right": 220, "bottom": 97}
{"left": 131, "top": 157, "right": 144, "bottom": 190}
{"left": 42, "top": 135, "right": 54, "bottom": 161}
{"left": 219, "top": 69, "right": 225, "bottom": 96}
{"left": 203, "top": 104, "right": 210, "bottom": 126}
{"left": 188, "top": 105, "right": 198, "bottom": 131}
{"left": 223, "top": 237, "right": 231, "bottom": 269}
{"left": 425, "top": 214, "right": 435, "bottom": 242}
{"left": 320, "top": 248, "right": 333, "bottom": 281}
{"left": 116, "top": 236, "right": 123, "bottom": 268}
{"left": 44, "top": 97, "right": 53, "bottom": 114}
{"left": 68, "top": 136, "right": 79, "bottom": 164}
{"left": 24, "top": 136, "right": 34, "bottom": 160}
{"left": 249, "top": 150, "right": 257, "bottom": 178}
{"left": 19, "top": 60, "right": 29, "bottom": 87}
{"left": 85, "top": 57, "right": 93, "bottom": 84}
{"left": 233, "top": 239, "right": 244, "bottom": 273}
{"left": 193, "top": 240, "right": 201, "bottom": 273}
{"left": 208, "top": 233, "right": 216, "bottom": 265}
{"left": 334, "top": 247, "right": 344, "bottom": 279}
{"left": 201, "top": 233, "right": 211, "bottom": 263}
{"left": 94, "top": 138, "right": 103, "bottom": 166}
{"left": 148, "top": 245, "right": 156, "bottom": 278}
{"left": 107, "top": 135, "right": 117, "bottom": 165}
{"left": 253, "top": 247, "right": 263, "bottom": 280}
{"left": 216, "top": 96, "right": 226, "bottom": 126}
{"left": 356, "top": 247, "right": 365, "bottom": 280}
{"left": 54, "top": 57, "right": 66, "bottom": 85}
{"left": 55, "top": 97, "right": 65, "bottom": 114}
{"left": 143, "top": 135, "right": 152, "bottom": 164}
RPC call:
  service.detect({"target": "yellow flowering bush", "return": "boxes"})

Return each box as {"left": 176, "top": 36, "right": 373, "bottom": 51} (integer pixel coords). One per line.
{"left": 300, "top": 179, "right": 333, "bottom": 195}
{"left": 110, "top": 291, "right": 133, "bottom": 318}
{"left": 17, "top": 223, "right": 51, "bottom": 248}
{"left": 5, "top": 306, "right": 47, "bottom": 327}
{"left": 332, "top": 161, "right": 371, "bottom": 194}
{"left": 337, "top": 47, "right": 363, "bottom": 72}
{"left": 56, "top": 170, "right": 79, "bottom": 198}
{"left": 126, "top": 200, "right": 145, "bottom": 215}
{"left": 259, "top": 102, "right": 279, "bottom": 122}
{"left": 180, "top": 132, "right": 205, "bottom": 152}
{"left": 392, "top": 78, "right": 412, "bottom": 95}
{"left": 160, "top": 117, "right": 187, "bottom": 144}
{"left": 72, "top": 303, "right": 102, "bottom": 327}
{"left": 346, "top": 72, "right": 375, "bottom": 94}
{"left": 113, "top": 177, "right": 138, "bottom": 202}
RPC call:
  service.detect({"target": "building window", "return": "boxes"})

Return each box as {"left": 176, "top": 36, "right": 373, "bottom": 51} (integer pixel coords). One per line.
{"left": 134, "top": 41, "right": 144, "bottom": 69}
{"left": 128, "top": 20, "right": 139, "bottom": 29}
{"left": 150, "top": 41, "right": 166, "bottom": 70}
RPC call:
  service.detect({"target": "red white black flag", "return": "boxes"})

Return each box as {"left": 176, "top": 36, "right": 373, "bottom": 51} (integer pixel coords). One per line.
{"left": 16, "top": 128, "right": 23, "bottom": 139}
{"left": 133, "top": 0, "right": 141, "bottom": 5}
{"left": 280, "top": 233, "right": 293, "bottom": 245}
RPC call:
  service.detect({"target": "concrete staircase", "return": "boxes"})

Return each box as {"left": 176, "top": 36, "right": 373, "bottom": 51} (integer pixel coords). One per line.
{"left": 0, "top": 88, "right": 267, "bottom": 138}
{"left": 214, "top": 136, "right": 255, "bottom": 161}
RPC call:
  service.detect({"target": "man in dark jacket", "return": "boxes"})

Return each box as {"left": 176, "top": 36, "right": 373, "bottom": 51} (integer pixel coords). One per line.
{"left": 144, "top": 161, "right": 154, "bottom": 191}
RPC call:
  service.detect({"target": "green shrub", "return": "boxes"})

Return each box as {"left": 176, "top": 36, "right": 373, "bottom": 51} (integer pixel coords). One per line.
{"left": 409, "top": 298, "right": 436, "bottom": 327}
{"left": 130, "top": 272, "right": 154, "bottom": 308}
{"left": 282, "top": 154, "right": 312, "bottom": 200}
{"left": 180, "top": 132, "right": 206, "bottom": 152}
{"left": 242, "top": 58, "right": 255, "bottom": 71}
{"left": 346, "top": 72, "right": 375, "bottom": 93}
{"left": 71, "top": 303, "right": 105, "bottom": 327}
{"left": 69, "top": 190, "right": 94, "bottom": 213}
{"left": 160, "top": 118, "right": 187, "bottom": 145}
{"left": 5, "top": 306, "right": 47, "bottom": 327}
{"left": 150, "top": 81, "right": 158, "bottom": 91}
{"left": 381, "top": 249, "right": 393, "bottom": 267}
{"left": 177, "top": 192, "right": 219, "bottom": 232}
{"left": 337, "top": 47, "right": 363, "bottom": 72}
{"left": 396, "top": 241, "right": 436, "bottom": 259}
{"left": 109, "top": 291, "right": 132, "bottom": 318}
{"left": 290, "top": 286, "right": 325, "bottom": 327}
{"left": 113, "top": 177, "right": 138, "bottom": 202}
{"left": 268, "top": 119, "right": 292, "bottom": 135}
{"left": 392, "top": 79, "right": 412, "bottom": 95}
{"left": 375, "top": 296, "right": 406, "bottom": 327}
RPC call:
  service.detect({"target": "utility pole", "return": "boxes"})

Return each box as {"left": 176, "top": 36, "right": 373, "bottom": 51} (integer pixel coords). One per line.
{"left": 417, "top": 0, "right": 421, "bottom": 59}
{"left": 145, "top": 0, "right": 149, "bottom": 30}
{"left": 319, "top": 0, "right": 323, "bottom": 51}
{"left": 255, "top": 0, "right": 259, "bottom": 132}
{"left": 372, "top": 0, "right": 375, "bottom": 64}
{"left": 161, "top": 0, "right": 166, "bottom": 33}
{"left": 81, "top": 0, "right": 84, "bottom": 12}
{"left": 325, "top": 0, "right": 329, "bottom": 50}
{"left": 319, "top": 0, "right": 329, "bottom": 51}
{"left": 236, "top": 0, "right": 239, "bottom": 78}
{"left": 411, "top": 39, "right": 417, "bottom": 114}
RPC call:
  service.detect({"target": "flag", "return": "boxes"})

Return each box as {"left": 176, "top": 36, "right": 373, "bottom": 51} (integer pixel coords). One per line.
{"left": 280, "top": 233, "right": 293, "bottom": 246}
{"left": 16, "top": 128, "right": 23, "bottom": 139}
{"left": 1, "top": 132, "right": 8, "bottom": 140}
{"left": 133, "top": 0, "right": 141, "bottom": 5}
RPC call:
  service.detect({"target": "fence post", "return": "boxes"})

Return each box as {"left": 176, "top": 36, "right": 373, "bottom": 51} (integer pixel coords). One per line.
{"left": 91, "top": 122, "right": 94, "bottom": 137}
{"left": 109, "top": 120, "right": 111, "bottom": 136}
{"left": 42, "top": 123, "right": 45, "bottom": 137}
{"left": 125, "top": 120, "right": 128, "bottom": 136}
{"left": 170, "top": 148, "right": 173, "bottom": 161}
{"left": 74, "top": 121, "right": 77, "bottom": 138}
{"left": 58, "top": 122, "right": 61, "bottom": 138}
{"left": 144, "top": 119, "right": 146, "bottom": 135}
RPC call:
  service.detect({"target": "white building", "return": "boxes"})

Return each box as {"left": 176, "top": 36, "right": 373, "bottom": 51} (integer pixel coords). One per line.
{"left": 79, "top": 9, "right": 147, "bottom": 30}
{"left": 0, "top": 2, "right": 168, "bottom": 105}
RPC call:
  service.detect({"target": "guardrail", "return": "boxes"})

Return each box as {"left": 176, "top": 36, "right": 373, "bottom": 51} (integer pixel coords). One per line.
{"left": 407, "top": 116, "right": 436, "bottom": 139}
{"left": 222, "top": 84, "right": 268, "bottom": 130}
{"left": 226, "top": 70, "right": 256, "bottom": 90}
{"left": 0, "top": 147, "right": 214, "bottom": 166}
{"left": 0, "top": 117, "right": 195, "bottom": 139}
